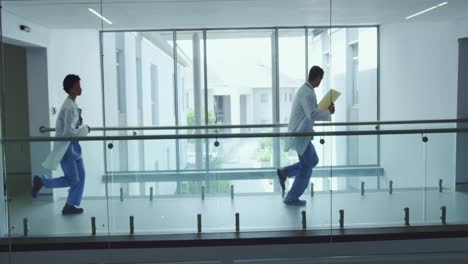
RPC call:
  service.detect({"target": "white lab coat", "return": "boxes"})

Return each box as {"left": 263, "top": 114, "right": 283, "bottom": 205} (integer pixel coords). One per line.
{"left": 42, "top": 97, "right": 89, "bottom": 170}
{"left": 284, "top": 82, "right": 331, "bottom": 155}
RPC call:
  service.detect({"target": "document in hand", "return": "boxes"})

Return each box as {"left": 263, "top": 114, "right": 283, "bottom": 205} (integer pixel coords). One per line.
{"left": 318, "top": 89, "right": 341, "bottom": 110}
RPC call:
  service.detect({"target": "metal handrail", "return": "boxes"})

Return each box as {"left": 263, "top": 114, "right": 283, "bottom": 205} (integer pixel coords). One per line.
{"left": 38, "top": 118, "right": 468, "bottom": 133}
{"left": 5, "top": 127, "right": 468, "bottom": 143}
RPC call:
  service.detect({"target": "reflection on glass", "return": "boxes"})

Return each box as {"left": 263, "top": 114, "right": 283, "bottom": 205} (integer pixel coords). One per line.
{"left": 2, "top": 0, "right": 468, "bottom": 243}
{"left": 278, "top": 29, "right": 307, "bottom": 124}
{"left": 6, "top": 141, "right": 109, "bottom": 237}
{"left": 176, "top": 31, "right": 207, "bottom": 171}
{"left": 205, "top": 30, "right": 274, "bottom": 173}
{"left": 102, "top": 31, "right": 177, "bottom": 198}
{"left": 206, "top": 30, "right": 274, "bottom": 126}
{"left": 279, "top": 28, "right": 378, "bottom": 169}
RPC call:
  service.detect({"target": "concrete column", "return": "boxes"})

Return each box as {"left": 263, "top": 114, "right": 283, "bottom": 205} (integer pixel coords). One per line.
{"left": 457, "top": 38, "right": 468, "bottom": 186}
{"left": 193, "top": 33, "right": 203, "bottom": 169}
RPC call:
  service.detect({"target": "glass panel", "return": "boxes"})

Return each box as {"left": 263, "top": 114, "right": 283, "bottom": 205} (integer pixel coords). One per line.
{"left": 279, "top": 134, "right": 333, "bottom": 231}
{"left": 205, "top": 23, "right": 276, "bottom": 174}
{"left": 357, "top": 0, "right": 461, "bottom": 123}
{"left": 107, "top": 136, "right": 179, "bottom": 235}
{"left": 331, "top": 134, "right": 424, "bottom": 229}
{"left": 424, "top": 132, "right": 460, "bottom": 225}
{"left": 316, "top": 26, "right": 378, "bottom": 167}
{"left": 309, "top": 27, "right": 379, "bottom": 227}
{"left": 426, "top": 132, "right": 456, "bottom": 190}
{"left": 102, "top": 30, "right": 176, "bottom": 123}
{"left": 1, "top": 1, "right": 107, "bottom": 254}
{"left": 208, "top": 131, "right": 274, "bottom": 170}
{"left": 330, "top": 0, "right": 467, "bottom": 231}
{"left": 452, "top": 131, "right": 468, "bottom": 224}
{"left": 1, "top": 0, "right": 106, "bottom": 195}
{"left": 318, "top": 136, "right": 333, "bottom": 230}
{"left": 101, "top": 30, "right": 177, "bottom": 235}
{"left": 206, "top": 29, "right": 274, "bottom": 126}
{"left": 278, "top": 29, "right": 306, "bottom": 125}
{"left": 5, "top": 0, "right": 468, "bottom": 252}
{"left": 7, "top": 140, "right": 108, "bottom": 237}
{"left": 101, "top": 31, "right": 176, "bottom": 170}
{"left": 329, "top": 134, "right": 381, "bottom": 191}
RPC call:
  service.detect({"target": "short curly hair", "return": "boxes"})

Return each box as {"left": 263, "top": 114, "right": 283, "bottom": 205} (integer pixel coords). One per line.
{"left": 308, "top": 66, "right": 324, "bottom": 81}
{"left": 63, "top": 74, "right": 81, "bottom": 94}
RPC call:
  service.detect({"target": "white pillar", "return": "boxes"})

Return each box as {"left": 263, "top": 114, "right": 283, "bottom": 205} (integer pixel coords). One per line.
{"left": 193, "top": 33, "right": 203, "bottom": 169}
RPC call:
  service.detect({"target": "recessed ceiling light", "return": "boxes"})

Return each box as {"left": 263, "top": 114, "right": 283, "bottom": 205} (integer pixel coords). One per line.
{"left": 88, "top": 8, "right": 113, "bottom": 25}
{"left": 405, "top": 2, "right": 448, "bottom": 20}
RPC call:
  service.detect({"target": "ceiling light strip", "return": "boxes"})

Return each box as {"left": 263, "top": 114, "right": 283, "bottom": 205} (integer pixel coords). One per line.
{"left": 88, "top": 8, "right": 113, "bottom": 25}
{"left": 406, "top": 2, "right": 448, "bottom": 20}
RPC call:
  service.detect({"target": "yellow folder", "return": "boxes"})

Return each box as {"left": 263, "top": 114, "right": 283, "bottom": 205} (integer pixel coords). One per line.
{"left": 318, "top": 89, "right": 341, "bottom": 111}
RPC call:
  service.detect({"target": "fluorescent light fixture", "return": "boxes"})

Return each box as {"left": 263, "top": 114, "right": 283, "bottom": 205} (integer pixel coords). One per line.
{"left": 88, "top": 8, "right": 113, "bottom": 25}
{"left": 406, "top": 2, "right": 448, "bottom": 20}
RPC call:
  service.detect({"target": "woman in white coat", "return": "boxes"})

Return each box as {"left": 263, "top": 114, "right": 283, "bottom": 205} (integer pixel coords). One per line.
{"left": 32, "top": 74, "right": 90, "bottom": 215}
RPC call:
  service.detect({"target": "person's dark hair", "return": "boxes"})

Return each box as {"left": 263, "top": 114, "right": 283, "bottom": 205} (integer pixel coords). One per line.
{"left": 63, "top": 74, "right": 81, "bottom": 93}
{"left": 308, "top": 66, "right": 324, "bottom": 81}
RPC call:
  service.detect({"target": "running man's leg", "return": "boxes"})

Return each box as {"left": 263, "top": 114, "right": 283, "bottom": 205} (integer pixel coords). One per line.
{"left": 285, "top": 143, "right": 318, "bottom": 204}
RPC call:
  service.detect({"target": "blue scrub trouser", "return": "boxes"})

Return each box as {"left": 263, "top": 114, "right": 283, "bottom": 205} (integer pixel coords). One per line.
{"left": 282, "top": 142, "right": 319, "bottom": 202}
{"left": 41, "top": 142, "right": 85, "bottom": 207}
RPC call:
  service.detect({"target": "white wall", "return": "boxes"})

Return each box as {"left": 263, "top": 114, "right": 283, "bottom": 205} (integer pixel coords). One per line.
{"left": 380, "top": 22, "right": 458, "bottom": 121}
{"left": 380, "top": 21, "right": 458, "bottom": 188}
{"left": 356, "top": 28, "right": 378, "bottom": 166}
{"left": 27, "top": 47, "right": 52, "bottom": 195}
{"left": 2, "top": 11, "right": 50, "bottom": 48}
{"left": 455, "top": 16, "right": 468, "bottom": 39}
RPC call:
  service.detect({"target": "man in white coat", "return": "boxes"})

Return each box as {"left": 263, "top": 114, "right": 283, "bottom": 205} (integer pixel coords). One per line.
{"left": 277, "top": 66, "right": 335, "bottom": 206}
{"left": 32, "top": 74, "right": 90, "bottom": 215}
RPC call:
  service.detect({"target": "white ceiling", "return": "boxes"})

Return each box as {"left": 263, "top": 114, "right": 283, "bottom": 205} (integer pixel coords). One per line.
{"left": 3, "top": 0, "right": 468, "bottom": 30}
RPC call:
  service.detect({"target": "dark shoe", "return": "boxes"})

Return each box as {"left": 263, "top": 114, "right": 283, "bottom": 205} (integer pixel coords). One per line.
{"left": 62, "top": 204, "right": 84, "bottom": 215}
{"left": 32, "top": 175, "right": 44, "bottom": 198}
{"left": 277, "top": 169, "right": 286, "bottom": 193}
{"left": 284, "top": 199, "right": 307, "bottom": 206}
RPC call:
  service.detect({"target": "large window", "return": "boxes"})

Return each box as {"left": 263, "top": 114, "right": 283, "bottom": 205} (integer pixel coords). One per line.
{"left": 101, "top": 27, "right": 378, "bottom": 195}
{"left": 206, "top": 29, "right": 275, "bottom": 173}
